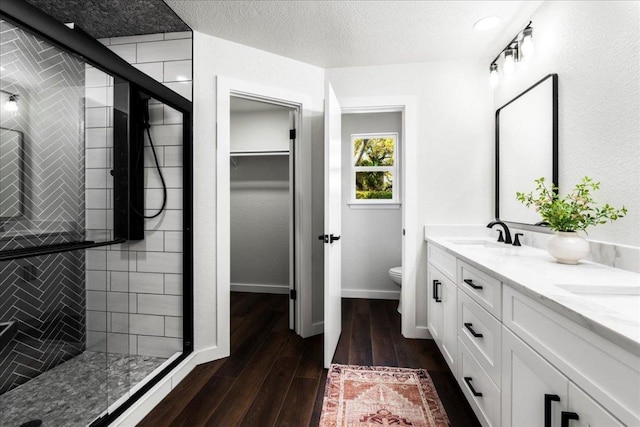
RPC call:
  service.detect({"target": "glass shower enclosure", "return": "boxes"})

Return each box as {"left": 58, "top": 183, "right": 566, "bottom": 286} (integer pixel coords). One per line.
{"left": 0, "top": 2, "right": 192, "bottom": 426}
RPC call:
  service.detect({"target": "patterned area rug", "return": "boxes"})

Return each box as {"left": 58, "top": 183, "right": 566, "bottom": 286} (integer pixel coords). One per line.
{"left": 319, "top": 364, "right": 450, "bottom": 427}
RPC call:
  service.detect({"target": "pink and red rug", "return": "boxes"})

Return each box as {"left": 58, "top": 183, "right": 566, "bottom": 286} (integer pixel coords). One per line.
{"left": 319, "top": 364, "right": 450, "bottom": 427}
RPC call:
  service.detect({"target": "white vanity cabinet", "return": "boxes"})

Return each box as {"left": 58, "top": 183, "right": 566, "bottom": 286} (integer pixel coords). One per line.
{"left": 427, "top": 244, "right": 457, "bottom": 372}
{"left": 502, "top": 286, "right": 636, "bottom": 427}
{"left": 502, "top": 326, "right": 624, "bottom": 427}
{"left": 424, "top": 240, "right": 639, "bottom": 427}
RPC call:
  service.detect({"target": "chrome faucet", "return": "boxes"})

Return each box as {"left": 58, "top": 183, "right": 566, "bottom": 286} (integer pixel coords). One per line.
{"left": 487, "top": 220, "right": 512, "bottom": 244}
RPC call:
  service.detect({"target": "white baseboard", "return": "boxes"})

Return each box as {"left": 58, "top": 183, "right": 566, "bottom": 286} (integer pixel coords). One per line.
{"left": 312, "top": 321, "right": 324, "bottom": 335}
{"left": 341, "top": 289, "right": 400, "bottom": 300}
{"left": 402, "top": 325, "right": 431, "bottom": 340}
{"left": 112, "top": 345, "right": 227, "bottom": 426}
{"left": 231, "top": 283, "right": 289, "bottom": 294}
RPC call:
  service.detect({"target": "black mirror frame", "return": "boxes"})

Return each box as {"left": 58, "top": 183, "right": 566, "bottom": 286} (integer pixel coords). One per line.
{"left": 495, "top": 73, "right": 559, "bottom": 231}
{"left": 0, "top": 127, "right": 25, "bottom": 221}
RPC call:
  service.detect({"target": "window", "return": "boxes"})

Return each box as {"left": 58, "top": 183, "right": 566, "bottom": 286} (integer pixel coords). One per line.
{"left": 351, "top": 133, "right": 398, "bottom": 204}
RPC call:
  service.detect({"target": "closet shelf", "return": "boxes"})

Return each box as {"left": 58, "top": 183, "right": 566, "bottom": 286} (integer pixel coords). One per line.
{"left": 230, "top": 149, "right": 289, "bottom": 157}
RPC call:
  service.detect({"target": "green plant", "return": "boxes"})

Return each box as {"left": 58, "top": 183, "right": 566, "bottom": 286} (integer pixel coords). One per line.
{"left": 516, "top": 176, "right": 627, "bottom": 232}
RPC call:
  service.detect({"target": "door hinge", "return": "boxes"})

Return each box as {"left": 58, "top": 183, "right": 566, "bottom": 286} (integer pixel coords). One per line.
{"left": 290, "top": 289, "right": 297, "bottom": 300}
{"left": 290, "top": 129, "right": 296, "bottom": 140}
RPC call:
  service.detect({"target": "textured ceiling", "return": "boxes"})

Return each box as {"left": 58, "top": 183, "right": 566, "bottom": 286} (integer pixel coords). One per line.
{"left": 165, "top": 0, "right": 543, "bottom": 68}
{"left": 23, "top": 0, "right": 190, "bottom": 39}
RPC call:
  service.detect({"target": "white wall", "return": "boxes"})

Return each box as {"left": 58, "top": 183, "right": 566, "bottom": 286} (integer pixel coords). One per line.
{"left": 192, "top": 32, "right": 325, "bottom": 351}
{"left": 230, "top": 156, "right": 290, "bottom": 291}
{"left": 493, "top": 1, "right": 640, "bottom": 248}
{"left": 328, "top": 61, "right": 494, "bottom": 330}
{"left": 341, "top": 112, "right": 402, "bottom": 298}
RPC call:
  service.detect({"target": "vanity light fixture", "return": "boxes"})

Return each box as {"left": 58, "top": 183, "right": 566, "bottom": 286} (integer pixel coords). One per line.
{"left": 503, "top": 47, "right": 517, "bottom": 75}
{"left": 4, "top": 94, "right": 19, "bottom": 112}
{"left": 488, "top": 21, "right": 534, "bottom": 86}
{"left": 520, "top": 27, "right": 535, "bottom": 59}
{"left": 489, "top": 63, "right": 499, "bottom": 88}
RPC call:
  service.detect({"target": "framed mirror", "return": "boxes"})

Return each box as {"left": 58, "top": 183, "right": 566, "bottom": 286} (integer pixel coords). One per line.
{"left": 495, "top": 73, "right": 558, "bottom": 228}
{"left": 0, "top": 127, "right": 24, "bottom": 219}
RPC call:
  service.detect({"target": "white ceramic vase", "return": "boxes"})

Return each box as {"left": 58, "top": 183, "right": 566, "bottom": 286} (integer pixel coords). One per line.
{"left": 547, "top": 231, "right": 590, "bottom": 264}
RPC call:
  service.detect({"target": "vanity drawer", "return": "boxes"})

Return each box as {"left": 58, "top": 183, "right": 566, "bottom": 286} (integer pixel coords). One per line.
{"left": 428, "top": 243, "right": 456, "bottom": 282}
{"left": 458, "top": 290, "right": 501, "bottom": 388}
{"left": 503, "top": 286, "right": 640, "bottom": 427}
{"left": 458, "top": 261, "right": 502, "bottom": 320}
{"left": 458, "top": 338, "right": 501, "bottom": 427}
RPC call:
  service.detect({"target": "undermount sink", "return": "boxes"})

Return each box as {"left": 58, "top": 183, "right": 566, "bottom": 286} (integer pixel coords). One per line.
{"left": 555, "top": 284, "right": 640, "bottom": 296}
{"left": 445, "top": 238, "right": 507, "bottom": 249}
{"left": 555, "top": 284, "right": 640, "bottom": 321}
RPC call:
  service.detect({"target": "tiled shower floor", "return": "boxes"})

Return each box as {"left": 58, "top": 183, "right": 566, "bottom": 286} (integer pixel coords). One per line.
{"left": 0, "top": 351, "right": 167, "bottom": 427}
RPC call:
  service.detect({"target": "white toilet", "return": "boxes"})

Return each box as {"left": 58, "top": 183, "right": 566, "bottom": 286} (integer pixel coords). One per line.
{"left": 389, "top": 266, "right": 403, "bottom": 313}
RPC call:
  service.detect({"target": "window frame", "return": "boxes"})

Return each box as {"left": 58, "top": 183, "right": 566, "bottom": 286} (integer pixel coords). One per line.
{"left": 350, "top": 132, "right": 399, "bottom": 205}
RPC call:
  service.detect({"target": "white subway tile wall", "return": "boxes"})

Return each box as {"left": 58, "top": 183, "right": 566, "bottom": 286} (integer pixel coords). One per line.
{"left": 85, "top": 32, "right": 191, "bottom": 358}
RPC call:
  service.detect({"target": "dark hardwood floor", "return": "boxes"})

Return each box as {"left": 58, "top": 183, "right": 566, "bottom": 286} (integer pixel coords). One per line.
{"left": 139, "top": 293, "right": 480, "bottom": 427}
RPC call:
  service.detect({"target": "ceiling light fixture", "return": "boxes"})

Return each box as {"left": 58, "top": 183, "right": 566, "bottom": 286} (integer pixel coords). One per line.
{"left": 473, "top": 16, "right": 502, "bottom": 32}
{"left": 488, "top": 21, "right": 534, "bottom": 87}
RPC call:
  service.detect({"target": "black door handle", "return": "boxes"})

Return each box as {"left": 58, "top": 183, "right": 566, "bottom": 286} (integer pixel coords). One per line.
{"left": 544, "top": 394, "right": 560, "bottom": 427}
{"left": 561, "top": 411, "right": 579, "bottom": 427}
{"left": 318, "top": 234, "right": 329, "bottom": 243}
{"left": 464, "top": 377, "right": 482, "bottom": 397}
{"left": 463, "top": 279, "right": 483, "bottom": 290}
{"left": 433, "top": 280, "right": 442, "bottom": 303}
{"left": 464, "top": 323, "right": 483, "bottom": 338}
{"left": 330, "top": 234, "right": 341, "bottom": 243}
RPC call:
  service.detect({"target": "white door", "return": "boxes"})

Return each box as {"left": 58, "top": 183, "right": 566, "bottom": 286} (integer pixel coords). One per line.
{"left": 323, "top": 83, "right": 342, "bottom": 368}
{"left": 289, "top": 109, "right": 296, "bottom": 331}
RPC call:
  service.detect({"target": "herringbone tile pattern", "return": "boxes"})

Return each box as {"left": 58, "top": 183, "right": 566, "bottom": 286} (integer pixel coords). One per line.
{"left": 0, "top": 19, "right": 87, "bottom": 394}
{"left": 0, "top": 19, "right": 85, "bottom": 251}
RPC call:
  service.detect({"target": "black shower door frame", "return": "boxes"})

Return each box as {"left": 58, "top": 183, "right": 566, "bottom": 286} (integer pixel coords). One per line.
{"left": 0, "top": 1, "right": 194, "bottom": 425}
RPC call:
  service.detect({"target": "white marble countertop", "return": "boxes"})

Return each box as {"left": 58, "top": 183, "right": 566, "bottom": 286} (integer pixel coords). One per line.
{"left": 425, "top": 233, "right": 640, "bottom": 356}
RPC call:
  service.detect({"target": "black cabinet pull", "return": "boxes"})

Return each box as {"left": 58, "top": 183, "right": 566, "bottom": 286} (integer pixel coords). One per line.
{"left": 432, "top": 280, "right": 442, "bottom": 303}
{"left": 561, "top": 411, "right": 579, "bottom": 427}
{"left": 544, "top": 394, "right": 560, "bottom": 427}
{"left": 464, "top": 322, "right": 483, "bottom": 338}
{"left": 464, "top": 377, "right": 482, "bottom": 397}
{"left": 463, "top": 279, "right": 483, "bottom": 290}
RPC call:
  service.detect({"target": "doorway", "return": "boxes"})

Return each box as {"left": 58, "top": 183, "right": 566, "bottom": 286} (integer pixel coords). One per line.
{"left": 229, "top": 96, "right": 297, "bottom": 329}
{"left": 216, "top": 77, "right": 315, "bottom": 359}
{"left": 323, "top": 93, "right": 420, "bottom": 367}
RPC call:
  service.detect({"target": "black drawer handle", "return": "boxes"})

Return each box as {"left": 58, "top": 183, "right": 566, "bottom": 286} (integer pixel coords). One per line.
{"left": 464, "top": 377, "right": 483, "bottom": 397}
{"left": 464, "top": 322, "right": 483, "bottom": 338}
{"left": 561, "top": 411, "right": 579, "bottom": 427}
{"left": 463, "top": 279, "right": 483, "bottom": 290}
{"left": 545, "top": 394, "right": 560, "bottom": 427}
{"left": 433, "top": 280, "right": 442, "bottom": 303}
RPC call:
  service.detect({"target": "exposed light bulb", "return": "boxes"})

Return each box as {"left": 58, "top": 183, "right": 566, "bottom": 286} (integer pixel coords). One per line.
{"left": 520, "top": 27, "right": 534, "bottom": 60}
{"left": 489, "top": 64, "right": 499, "bottom": 88}
{"left": 503, "top": 49, "right": 516, "bottom": 75}
{"left": 4, "top": 95, "right": 19, "bottom": 112}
